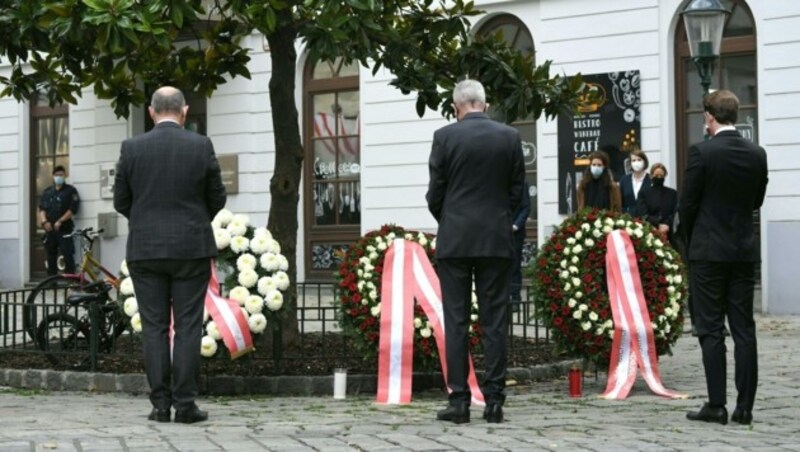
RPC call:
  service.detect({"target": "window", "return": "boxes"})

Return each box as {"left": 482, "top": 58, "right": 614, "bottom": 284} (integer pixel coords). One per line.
{"left": 30, "top": 97, "right": 69, "bottom": 279}
{"left": 477, "top": 14, "right": 538, "bottom": 258}
{"left": 303, "top": 57, "right": 361, "bottom": 280}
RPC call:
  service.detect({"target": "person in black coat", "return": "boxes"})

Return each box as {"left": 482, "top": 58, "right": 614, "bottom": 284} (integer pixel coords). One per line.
{"left": 576, "top": 150, "right": 622, "bottom": 212}
{"left": 681, "top": 89, "right": 768, "bottom": 426}
{"left": 510, "top": 182, "right": 531, "bottom": 304}
{"left": 620, "top": 148, "right": 651, "bottom": 214}
{"left": 636, "top": 163, "right": 677, "bottom": 246}
{"left": 114, "top": 87, "right": 227, "bottom": 424}
{"left": 427, "top": 79, "right": 525, "bottom": 425}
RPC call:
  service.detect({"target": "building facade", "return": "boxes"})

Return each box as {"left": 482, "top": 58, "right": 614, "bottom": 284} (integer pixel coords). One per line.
{"left": 1, "top": 0, "right": 797, "bottom": 313}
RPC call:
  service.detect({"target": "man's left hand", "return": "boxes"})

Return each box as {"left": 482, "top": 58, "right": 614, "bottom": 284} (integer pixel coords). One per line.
{"left": 54, "top": 221, "right": 62, "bottom": 231}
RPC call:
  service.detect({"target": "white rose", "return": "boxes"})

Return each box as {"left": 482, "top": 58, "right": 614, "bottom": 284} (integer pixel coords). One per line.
{"left": 203, "top": 308, "right": 209, "bottom": 323}
{"left": 471, "top": 292, "right": 478, "bottom": 303}
{"left": 369, "top": 252, "right": 379, "bottom": 261}
{"left": 363, "top": 272, "right": 372, "bottom": 280}
{"left": 236, "top": 253, "right": 257, "bottom": 271}
{"left": 656, "top": 249, "right": 665, "bottom": 258}
{"left": 569, "top": 265, "right": 579, "bottom": 274}
{"left": 431, "top": 238, "right": 437, "bottom": 250}
{"left": 575, "top": 291, "right": 583, "bottom": 299}
{"left": 230, "top": 236, "right": 250, "bottom": 253}
{"left": 418, "top": 235, "right": 428, "bottom": 246}
{"left": 213, "top": 209, "right": 234, "bottom": 226}
{"left": 377, "top": 241, "right": 387, "bottom": 251}
{"left": 267, "top": 239, "right": 282, "bottom": 254}
{"left": 665, "top": 307, "right": 674, "bottom": 317}
{"left": 260, "top": 253, "right": 280, "bottom": 272}
{"left": 581, "top": 322, "right": 592, "bottom": 331}
{"left": 227, "top": 219, "right": 248, "bottom": 237}
{"left": 414, "top": 317, "right": 423, "bottom": 328}
{"left": 579, "top": 304, "right": 588, "bottom": 312}
{"left": 253, "top": 227, "right": 271, "bottom": 239}
{"left": 588, "top": 311, "right": 598, "bottom": 321}
{"left": 201, "top": 336, "right": 218, "bottom": 357}
{"left": 375, "top": 236, "right": 384, "bottom": 244}
{"left": 370, "top": 305, "right": 381, "bottom": 317}
{"left": 357, "top": 281, "right": 365, "bottom": 291}
{"left": 625, "top": 227, "right": 634, "bottom": 236}
{"left": 248, "top": 313, "right": 267, "bottom": 334}
{"left": 273, "top": 271, "right": 290, "bottom": 291}
{"left": 560, "top": 270, "right": 570, "bottom": 280}
{"left": 123, "top": 297, "right": 138, "bottom": 317}
{"left": 238, "top": 268, "right": 259, "bottom": 288}
{"left": 257, "top": 276, "right": 277, "bottom": 296}
{"left": 567, "top": 298, "right": 577, "bottom": 308}
{"left": 572, "top": 310, "right": 583, "bottom": 319}
{"left": 666, "top": 275, "right": 674, "bottom": 283}
{"left": 130, "top": 313, "right": 143, "bottom": 333}
{"left": 420, "top": 327, "right": 432, "bottom": 338}
{"left": 470, "top": 314, "right": 478, "bottom": 322}
{"left": 361, "top": 299, "right": 368, "bottom": 305}
{"left": 572, "top": 277, "right": 581, "bottom": 287}
{"left": 560, "top": 260, "right": 568, "bottom": 269}
{"left": 575, "top": 231, "right": 583, "bottom": 240}
{"left": 593, "top": 229, "right": 603, "bottom": 238}
{"left": 633, "top": 228, "right": 644, "bottom": 238}
{"left": 265, "top": 290, "right": 284, "bottom": 311}
{"left": 602, "top": 225, "right": 613, "bottom": 234}
{"left": 366, "top": 281, "right": 376, "bottom": 290}
{"left": 572, "top": 244, "right": 583, "bottom": 254}
{"left": 387, "top": 232, "right": 396, "bottom": 240}
{"left": 214, "top": 228, "right": 232, "bottom": 250}
{"left": 229, "top": 286, "right": 250, "bottom": 303}
{"left": 674, "top": 275, "right": 683, "bottom": 284}
{"left": 581, "top": 223, "right": 591, "bottom": 231}
{"left": 206, "top": 321, "right": 222, "bottom": 340}
{"left": 564, "top": 283, "right": 572, "bottom": 292}
{"left": 608, "top": 330, "right": 615, "bottom": 338}
{"left": 245, "top": 295, "right": 265, "bottom": 314}
{"left": 120, "top": 260, "right": 129, "bottom": 277}
{"left": 616, "top": 219, "right": 626, "bottom": 227}
{"left": 564, "top": 247, "right": 571, "bottom": 255}
{"left": 120, "top": 277, "right": 135, "bottom": 296}
{"left": 566, "top": 238, "right": 576, "bottom": 245}
{"left": 249, "top": 236, "right": 271, "bottom": 255}
{"left": 604, "top": 218, "right": 614, "bottom": 226}
{"left": 571, "top": 256, "right": 579, "bottom": 264}
{"left": 369, "top": 290, "right": 378, "bottom": 301}
{"left": 277, "top": 255, "right": 289, "bottom": 271}
{"left": 596, "top": 328, "right": 605, "bottom": 336}
{"left": 584, "top": 239, "right": 595, "bottom": 248}
{"left": 667, "top": 286, "right": 676, "bottom": 294}
{"left": 596, "top": 219, "right": 604, "bottom": 228}
{"left": 654, "top": 238, "right": 664, "bottom": 248}
{"left": 404, "top": 233, "right": 413, "bottom": 240}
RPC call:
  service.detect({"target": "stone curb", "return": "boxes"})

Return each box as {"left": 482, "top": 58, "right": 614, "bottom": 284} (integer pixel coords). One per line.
{"left": 0, "top": 360, "right": 578, "bottom": 396}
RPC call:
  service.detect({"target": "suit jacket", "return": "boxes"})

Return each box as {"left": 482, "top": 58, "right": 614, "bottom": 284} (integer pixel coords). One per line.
{"left": 426, "top": 112, "right": 525, "bottom": 258}
{"left": 636, "top": 184, "right": 678, "bottom": 241}
{"left": 114, "top": 122, "right": 227, "bottom": 262}
{"left": 620, "top": 172, "right": 650, "bottom": 214}
{"left": 513, "top": 181, "right": 531, "bottom": 238}
{"left": 679, "top": 130, "right": 768, "bottom": 262}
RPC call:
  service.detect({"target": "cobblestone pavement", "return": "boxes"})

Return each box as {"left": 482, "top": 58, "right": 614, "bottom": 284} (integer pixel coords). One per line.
{"left": 1, "top": 314, "right": 798, "bottom": 451}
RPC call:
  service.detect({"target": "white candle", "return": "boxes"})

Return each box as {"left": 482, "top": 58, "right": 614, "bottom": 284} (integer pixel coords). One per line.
{"left": 333, "top": 368, "right": 347, "bottom": 399}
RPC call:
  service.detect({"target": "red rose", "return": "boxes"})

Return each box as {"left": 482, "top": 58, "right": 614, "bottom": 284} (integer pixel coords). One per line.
{"left": 549, "top": 303, "right": 558, "bottom": 312}
{"left": 553, "top": 317, "right": 564, "bottom": 326}
{"left": 538, "top": 258, "right": 547, "bottom": 269}
{"left": 561, "top": 306, "right": 571, "bottom": 316}
{"left": 348, "top": 282, "right": 357, "bottom": 292}
{"left": 583, "top": 273, "right": 593, "bottom": 284}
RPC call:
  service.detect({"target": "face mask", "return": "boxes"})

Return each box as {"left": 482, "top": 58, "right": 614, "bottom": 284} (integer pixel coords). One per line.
{"left": 652, "top": 177, "right": 665, "bottom": 187}
{"left": 54, "top": 176, "right": 65, "bottom": 186}
{"left": 590, "top": 166, "right": 604, "bottom": 179}
{"left": 631, "top": 160, "right": 644, "bottom": 172}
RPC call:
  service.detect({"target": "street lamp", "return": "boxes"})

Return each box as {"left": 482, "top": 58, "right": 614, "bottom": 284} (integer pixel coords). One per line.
{"left": 681, "top": 0, "right": 730, "bottom": 95}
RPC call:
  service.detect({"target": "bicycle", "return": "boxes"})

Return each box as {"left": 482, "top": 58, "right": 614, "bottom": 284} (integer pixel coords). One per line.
{"left": 23, "top": 227, "right": 120, "bottom": 342}
{"left": 35, "top": 280, "right": 129, "bottom": 370}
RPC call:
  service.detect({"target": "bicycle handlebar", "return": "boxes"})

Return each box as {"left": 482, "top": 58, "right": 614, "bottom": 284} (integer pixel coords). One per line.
{"left": 63, "top": 227, "right": 105, "bottom": 240}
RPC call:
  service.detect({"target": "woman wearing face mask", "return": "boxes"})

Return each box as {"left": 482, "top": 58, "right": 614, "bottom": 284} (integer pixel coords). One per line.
{"left": 576, "top": 150, "right": 621, "bottom": 211}
{"left": 619, "top": 148, "right": 651, "bottom": 214}
{"left": 635, "top": 163, "right": 678, "bottom": 245}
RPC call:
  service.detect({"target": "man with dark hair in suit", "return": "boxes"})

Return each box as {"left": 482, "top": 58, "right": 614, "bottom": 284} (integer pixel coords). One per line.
{"left": 114, "top": 86, "right": 226, "bottom": 424}
{"left": 427, "top": 79, "right": 525, "bottom": 424}
{"left": 682, "top": 89, "right": 768, "bottom": 426}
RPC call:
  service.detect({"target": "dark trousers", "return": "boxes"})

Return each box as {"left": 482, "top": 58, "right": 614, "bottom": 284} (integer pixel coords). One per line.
{"left": 128, "top": 258, "right": 210, "bottom": 411}
{"left": 690, "top": 260, "right": 758, "bottom": 411}
{"left": 510, "top": 233, "right": 525, "bottom": 302}
{"left": 437, "top": 257, "right": 512, "bottom": 406}
{"left": 44, "top": 231, "right": 76, "bottom": 276}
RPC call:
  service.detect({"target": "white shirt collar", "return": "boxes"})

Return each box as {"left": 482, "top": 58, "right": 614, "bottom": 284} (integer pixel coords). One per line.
{"left": 156, "top": 118, "right": 181, "bottom": 125}
{"left": 714, "top": 125, "right": 737, "bottom": 135}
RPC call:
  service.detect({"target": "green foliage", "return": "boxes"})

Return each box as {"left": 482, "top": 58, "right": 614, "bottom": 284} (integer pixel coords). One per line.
{"left": 1, "top": 0, "right": 585, "bottom": 123}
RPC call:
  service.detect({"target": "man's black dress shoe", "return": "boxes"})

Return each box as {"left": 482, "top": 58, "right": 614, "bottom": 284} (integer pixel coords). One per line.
{"left": 731, "top": 408, "right": 753, "bottom": 425}
{"left": 148, "top": 408, "right": 170, "bottom": 423}
{"left": 483, "top": 403, "right": 504, "bottom": 423}
{"left": 174, "top": 406, "right": 208, "bottom": 424}
{"left": 436, "top": 403, "right": 470, "bottom": 424}
{"left": 686, "top": 403, "right": 728, "bottom": 425}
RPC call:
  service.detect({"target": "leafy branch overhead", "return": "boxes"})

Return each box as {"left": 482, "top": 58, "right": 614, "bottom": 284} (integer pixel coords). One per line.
{"left": 0, "top": 0, "right": 586, "bottom": 122}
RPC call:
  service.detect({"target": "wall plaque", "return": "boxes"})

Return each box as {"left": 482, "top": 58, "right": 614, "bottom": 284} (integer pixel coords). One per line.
{"left": 218, "top": 154, "right": 239, "bottom": 194}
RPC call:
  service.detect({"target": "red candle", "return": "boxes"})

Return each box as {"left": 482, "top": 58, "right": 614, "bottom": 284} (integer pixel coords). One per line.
{"left": 568, "top": 366, "right": 583, "bottom": 398}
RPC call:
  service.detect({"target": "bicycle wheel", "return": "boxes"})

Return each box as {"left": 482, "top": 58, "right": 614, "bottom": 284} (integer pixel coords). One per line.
{"left": 24, "top": 275, "right": 84, "bottom": 341}
{"left": 35, "top": 312, "right": 91, "bottom": 369}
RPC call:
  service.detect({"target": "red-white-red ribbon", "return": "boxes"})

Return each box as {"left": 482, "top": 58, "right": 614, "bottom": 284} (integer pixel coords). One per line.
{"left": 205, "top": 261, "right": 254, "bottom": 359}
{"left": 376, "top": 239, "right": 485, "bottom": 405}
{"left": 601, "top": 230, "right": 686, "bottom": 400}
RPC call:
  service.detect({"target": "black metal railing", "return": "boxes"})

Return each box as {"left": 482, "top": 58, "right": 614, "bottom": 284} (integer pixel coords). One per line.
{"left": 1, "top": 283, "right": 549, "bottom": 375}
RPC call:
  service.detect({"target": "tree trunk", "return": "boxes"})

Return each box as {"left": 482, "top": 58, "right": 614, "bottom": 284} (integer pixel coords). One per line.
{"left": 266, "top": 23, "right": 303, "bottom": 348}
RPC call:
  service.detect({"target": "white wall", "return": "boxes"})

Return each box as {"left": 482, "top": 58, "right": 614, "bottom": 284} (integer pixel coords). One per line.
{"left": 0, "top": 69, "right": 25, "bottom": 287}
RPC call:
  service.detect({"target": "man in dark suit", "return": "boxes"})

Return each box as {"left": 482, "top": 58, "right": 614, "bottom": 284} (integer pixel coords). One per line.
{"left": 681, "top": 89, "right": 768, "bottom": 426}
{"left": 427, "top": 79, "right": 525, "bottom": 424}
{"left": 114, "top": 86, "right": 226, "bottom": 424}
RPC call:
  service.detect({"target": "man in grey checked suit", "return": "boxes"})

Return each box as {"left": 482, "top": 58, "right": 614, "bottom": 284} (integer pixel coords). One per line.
{"left": 114, "top": 86, "right": 226, "bottom": 424}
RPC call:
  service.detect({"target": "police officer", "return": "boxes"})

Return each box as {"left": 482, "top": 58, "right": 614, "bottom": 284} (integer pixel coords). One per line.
{"left": 38, "top": 165, "right": 80, "bottom": 275}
